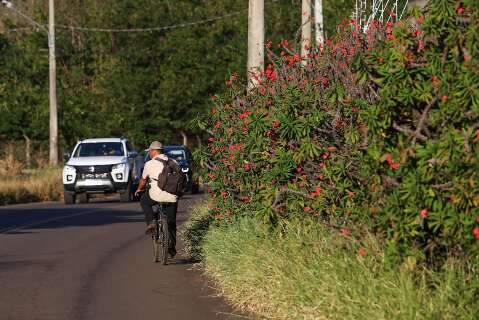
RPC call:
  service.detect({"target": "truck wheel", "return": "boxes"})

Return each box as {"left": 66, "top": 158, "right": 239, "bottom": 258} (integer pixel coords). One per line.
{"left": 120, "top": 182, "right": 132, "bottom": 203}
{"left": 78, "top": 193, "right": 89, "bottom": 204}
{"left": 191, "top": 183, "right": 200, "bottom": 194}
{"left": 64, "top": 191, "right": 76, "bottom": 205}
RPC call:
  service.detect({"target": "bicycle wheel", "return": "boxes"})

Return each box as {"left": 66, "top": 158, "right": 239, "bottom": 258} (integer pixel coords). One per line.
{"left": 152, "top": 222, "right": 160, "bottom": 263}
{"left": 159, "top": 214, "right": 169, "bottom": 265}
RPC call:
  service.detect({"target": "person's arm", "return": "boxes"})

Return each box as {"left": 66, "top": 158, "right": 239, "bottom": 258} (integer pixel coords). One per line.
{"left": 135, "top": 177, "right": 147, "bottom": 197}
{"left": 135, "top": 161, "right": 149, "bottom": 197}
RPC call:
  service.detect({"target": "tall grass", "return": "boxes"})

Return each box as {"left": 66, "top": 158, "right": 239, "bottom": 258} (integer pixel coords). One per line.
{"left": 200, "top": 217, "right": 478, "bottom": 320}
{"left": 0, "top": 168, "right": 63, "bottom": 205}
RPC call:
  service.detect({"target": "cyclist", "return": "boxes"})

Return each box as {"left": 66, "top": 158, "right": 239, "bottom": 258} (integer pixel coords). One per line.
{"left": 135, "top": 141, "right": 178, "bottom": 258}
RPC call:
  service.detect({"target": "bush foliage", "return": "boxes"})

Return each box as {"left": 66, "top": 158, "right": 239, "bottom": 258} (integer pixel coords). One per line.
{"left": 198, "top": 0, "right": 479, "bottom": 265}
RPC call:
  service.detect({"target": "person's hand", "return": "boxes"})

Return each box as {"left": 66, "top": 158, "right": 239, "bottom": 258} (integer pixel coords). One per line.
{"left": 134, "top": 189, "right": 143, "bottom": 198}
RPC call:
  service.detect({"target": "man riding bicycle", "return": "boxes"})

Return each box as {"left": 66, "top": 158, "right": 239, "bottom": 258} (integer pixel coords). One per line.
{"left": 135, "top": 141, "right": 178, "bottom": 258}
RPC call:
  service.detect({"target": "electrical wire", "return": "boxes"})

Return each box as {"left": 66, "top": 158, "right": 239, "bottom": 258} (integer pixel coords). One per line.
{"left": 3, "top": 11, "right": 242, "bottom": 34}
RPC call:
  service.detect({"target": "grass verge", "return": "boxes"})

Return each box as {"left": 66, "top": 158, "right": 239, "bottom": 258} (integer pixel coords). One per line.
{"left": 0, "top": 168, "right": 63, "bottom": 205}
{"left": 180, "top": 200, "right": 211, "bottom": 261}
{"left": 183, "top": 208, "right": 479, "bottom": 320}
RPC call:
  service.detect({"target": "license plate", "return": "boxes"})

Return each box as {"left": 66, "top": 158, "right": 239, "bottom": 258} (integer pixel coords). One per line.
{"left": 81, "top": 173, "right": 109, "bottom": 179}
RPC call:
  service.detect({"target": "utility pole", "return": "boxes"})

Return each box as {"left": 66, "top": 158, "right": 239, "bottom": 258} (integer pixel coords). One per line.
{"left": 314, "top": 0, "right": 324, "bottom": 46}
{"left": 1, "top": 0, "right": 58, "bottom": 166}
{"left": 48, "top": 0, "right": 58, "bottom": 165}
{"left": 301, "top": 0, "right": 312, "bottom": 65}
{"left": 247, "top": 0, "right": 264, "bottom": 90}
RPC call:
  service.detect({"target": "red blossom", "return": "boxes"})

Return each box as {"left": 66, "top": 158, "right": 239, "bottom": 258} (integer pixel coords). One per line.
{"left": 214, "top": 121, "right": 222, "bottom": 129}
{"left": 473, "top": 227, "right": 479, "bottom": 240}
{"left": 327, "top": 146, "right": 337, "bottom": 152}
{"left": 225, "top": 80, "right": 232, "bottom": 87}
{"left": 296, "top": 166, "right": 303, "bottom": 173}
{"left": 208, "top": 137, "right": 215, "bottom": 142}
{"left": 341, "top": 228, "right": 350, "bottom": 238}
{"left": 358, "top": 247, "right": 366, "bottom": 257}
{"left": 456, "top": 6, "right": 465, "bottom": 14}
{"left": 303, "top": 206, "right": 312, "bottom": 212}
{"left": 239, "top": 111, "right": 252, "bottom": 120}
{"left": 441, "top": 95, "right": 449, "bottom": 103}
{"left": 348, "top": 191, "right": 354, "bottom": 200}
{"left": 418, "top": 40, "right": 425, "bottom": 51}
{"left": 211, "top": 95, "right": 217, "bottom": 101}
{"left": 417, "top": 16, "right": 425, "bottom": 24}
{"left": 220, "top": 191, "right": 228, "bottom": 199}
{"left": 310, "top": 186, "right": 322, "bottom": 198}
{"left": 420, "top": 208, "right": 429, "bottom": 218}
{"left": 385, "top": 154, "right": 401, "bottom": 170}
{"left": 245, "top": 163, "right": 252, "bottom": 172}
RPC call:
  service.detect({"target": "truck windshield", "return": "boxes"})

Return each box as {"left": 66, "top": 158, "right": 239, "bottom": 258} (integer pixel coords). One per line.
{"left": 166, "top": 149, "right": 186, "bottom": 161}
{"left": 74, "top": 142, "right": 125, "bottom": 157}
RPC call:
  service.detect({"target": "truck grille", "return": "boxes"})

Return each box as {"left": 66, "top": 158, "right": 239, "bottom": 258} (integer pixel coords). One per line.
{"left": 74, "top": 165, "right": 113, "bottom": 174}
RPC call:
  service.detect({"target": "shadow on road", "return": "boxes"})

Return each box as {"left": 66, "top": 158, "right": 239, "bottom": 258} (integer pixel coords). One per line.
{"left": 0, "top": 206, "right": 144, "bottom": 234}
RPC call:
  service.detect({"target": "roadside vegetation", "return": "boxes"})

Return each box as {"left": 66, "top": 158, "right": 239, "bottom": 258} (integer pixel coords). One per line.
{"left": 183, "top": 1, "right": 479, "bottom": 318}
{"left": 0, "top": 153, "right": 62, "bottom": 205}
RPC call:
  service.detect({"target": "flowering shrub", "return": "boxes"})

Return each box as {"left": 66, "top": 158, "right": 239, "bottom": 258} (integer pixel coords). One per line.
{"left": 198, "top": 0, "right": 479, "bottom": 265}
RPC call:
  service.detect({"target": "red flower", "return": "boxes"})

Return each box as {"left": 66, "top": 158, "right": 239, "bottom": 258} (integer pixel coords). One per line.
{"left": 327, "top": 146, "right": 337, "bottom": 152}
{"left": 230, "top": 73, "right": 237, "bottom": 81}
{"left": 352, "top": 107, "right": 359, "bottom": 113}
{"left": 310, "top": 186, "right": 322, "bottom": 198}
{"left": 473, "top": 227, "right": 479, "bottom": 240}
{"left": 303, "top": 206, "right": 312, "bottom": 212}
{"left": 358, "top": 247, "right": 366, "bottom": 257}
{"left": 341, "top": 228, "right": 350, "bottom": 238}
{"left": 385, "top": 154, "right": 400, "bottom": 170}
{"left": 456, "top": 6, "right": 465, "bottom": 14}
{"left": 272, "top": 120, "right": 281, "bottom": 129}
{"left": 211, "top": 95, "right": 217, "bottom": 101}
{"left": 420, "top": 208, "right": 429, "bottom": 218}
{"left": 245, "top": 163, "right": 252, "bottom": 172}
{"left": 322, "top": 153, "right": 330, "bottom": 160}
{"left": 214, "top": 121, "right": 222, "bottom": 129}
{"left": 220, "top": 191, "right": 228, "bottom": 199}
{"left": 296, "top": 166, "right": 303, "bottom": 173}
{"left": 208, "top": 137, "right": 215, "bottom": 142}
{"left": 418, "top": 40, "right": 425, "bottom": 51}
{"left": 417, "top": 16, "right": 425, "bottom": 24}
{"left": 225, "top": 80, "right": 232, "bottom": 87}
{"left": 211, "top": 108, "right": 217, "bottom": 114}
{"left": 348, "top": 191, "right": 354, "bottom": 200}
{"left": 239, "top": 111, "right": 252, "bottom": 120}
{"left": 441, "top": 95, "right": 449, "bottom": 103}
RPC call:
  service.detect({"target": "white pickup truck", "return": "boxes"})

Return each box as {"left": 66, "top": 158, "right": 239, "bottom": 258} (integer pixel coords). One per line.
{"left": 62, "top": 138, "right": 142, "bottom": 204}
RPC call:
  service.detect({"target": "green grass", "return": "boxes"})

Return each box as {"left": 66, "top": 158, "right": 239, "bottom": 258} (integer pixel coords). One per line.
{"left": 198, "top": 216, "right": 478, "bottom": 320}
{"left": 0, "top": 168, "right": 63, "bottom": 205}
{"left": 180, "top": 200, "right": 212, "bottom": 261}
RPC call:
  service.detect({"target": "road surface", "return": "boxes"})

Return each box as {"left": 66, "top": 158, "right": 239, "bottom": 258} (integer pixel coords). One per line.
{"left": 0, "top": 194, "right": 243, "bottom": 320}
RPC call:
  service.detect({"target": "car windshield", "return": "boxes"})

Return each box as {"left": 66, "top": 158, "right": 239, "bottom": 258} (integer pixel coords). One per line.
{"left": 74, "top": 142, "right": 125, "bottom": 157}
{"left": 166, "top": 149, "right": 186, "bottom": 162}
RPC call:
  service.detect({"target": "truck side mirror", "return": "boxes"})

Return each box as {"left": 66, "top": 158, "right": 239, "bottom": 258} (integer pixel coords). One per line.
{"left": 63, "top": 152, "right": 71, "bottom": 161}
{"left": 128, "top": 151, "right": 138, "bottom": 158}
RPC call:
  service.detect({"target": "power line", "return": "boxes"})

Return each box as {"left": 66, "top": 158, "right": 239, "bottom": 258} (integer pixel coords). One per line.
{"left": 4, "top": 11, "right": 242, "bottom": 34}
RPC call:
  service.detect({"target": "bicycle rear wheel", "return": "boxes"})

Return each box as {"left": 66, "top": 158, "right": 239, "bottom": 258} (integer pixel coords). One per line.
{"left": 152, "top": 223, "right": 160, "bottom": 263}
{"left": 159, "top": 214, "right": 169, "bottom": 265}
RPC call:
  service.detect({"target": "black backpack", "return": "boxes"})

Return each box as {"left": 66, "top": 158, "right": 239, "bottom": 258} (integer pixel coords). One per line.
{"left": 155, "top": 158, "right": 184, "bottom": 196}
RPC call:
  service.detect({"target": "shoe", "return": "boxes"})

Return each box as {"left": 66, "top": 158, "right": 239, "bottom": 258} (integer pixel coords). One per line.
{"left": 145, "top": 223, "right": 156, "bottom": 235}
{"left": 168, "top": 247, "right": 177, "bottom": 258}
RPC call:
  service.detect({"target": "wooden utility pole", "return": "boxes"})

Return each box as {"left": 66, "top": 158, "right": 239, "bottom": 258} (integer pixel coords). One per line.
{"left": 314, "top": 0, "right": 324, "bottom": 46}
{"left": 247, "top": 0, "right": 264, "bottom": 90}
{"left": 48, "top": 0, "right": 58, "bottom": 165}
{"left": 301, "top": 0, "right": 312, "bottom": 65}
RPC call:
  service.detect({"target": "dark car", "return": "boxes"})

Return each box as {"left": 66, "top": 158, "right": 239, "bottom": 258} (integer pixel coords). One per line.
{"left": 143, "top": 145, "right": 199, "bottom": 194}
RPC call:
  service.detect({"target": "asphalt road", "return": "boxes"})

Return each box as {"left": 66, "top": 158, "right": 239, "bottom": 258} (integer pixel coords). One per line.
{"left": 0, "top": 194, "right": 242, "bottom": 320}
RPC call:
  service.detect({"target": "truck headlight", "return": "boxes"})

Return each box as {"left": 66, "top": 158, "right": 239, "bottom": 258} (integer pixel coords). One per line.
{"left": 64, "top": 165, "right": 76, "bottom": 174}
{"left": 112, "top": 163, "right": 127, "bottom": 171}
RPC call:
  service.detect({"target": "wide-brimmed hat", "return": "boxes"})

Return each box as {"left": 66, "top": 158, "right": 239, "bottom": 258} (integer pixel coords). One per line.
{"left": 147, "top": 141, "right": 163, "bottom": 151}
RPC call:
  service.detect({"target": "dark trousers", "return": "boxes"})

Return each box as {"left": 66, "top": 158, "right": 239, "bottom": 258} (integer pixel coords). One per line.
{"left": 140, "top": 192, "right": 177, "bottom": 250}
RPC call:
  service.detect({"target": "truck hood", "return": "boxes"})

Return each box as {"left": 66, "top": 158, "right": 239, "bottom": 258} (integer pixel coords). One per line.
{"left": 66, "top": 156, "right": 127, "bottom": 166}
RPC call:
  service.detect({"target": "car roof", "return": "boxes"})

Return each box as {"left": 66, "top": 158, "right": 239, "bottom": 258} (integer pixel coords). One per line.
{"left": 164, "top": 145, "right": 187, "bottom": 150}
{"left": 79, "top": 138, "right": 125, "bottom": 143}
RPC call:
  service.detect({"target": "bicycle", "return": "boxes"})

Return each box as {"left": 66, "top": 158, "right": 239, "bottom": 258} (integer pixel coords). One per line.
{"left": 151, "top": 204, "right": 169, "bottom": 265}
